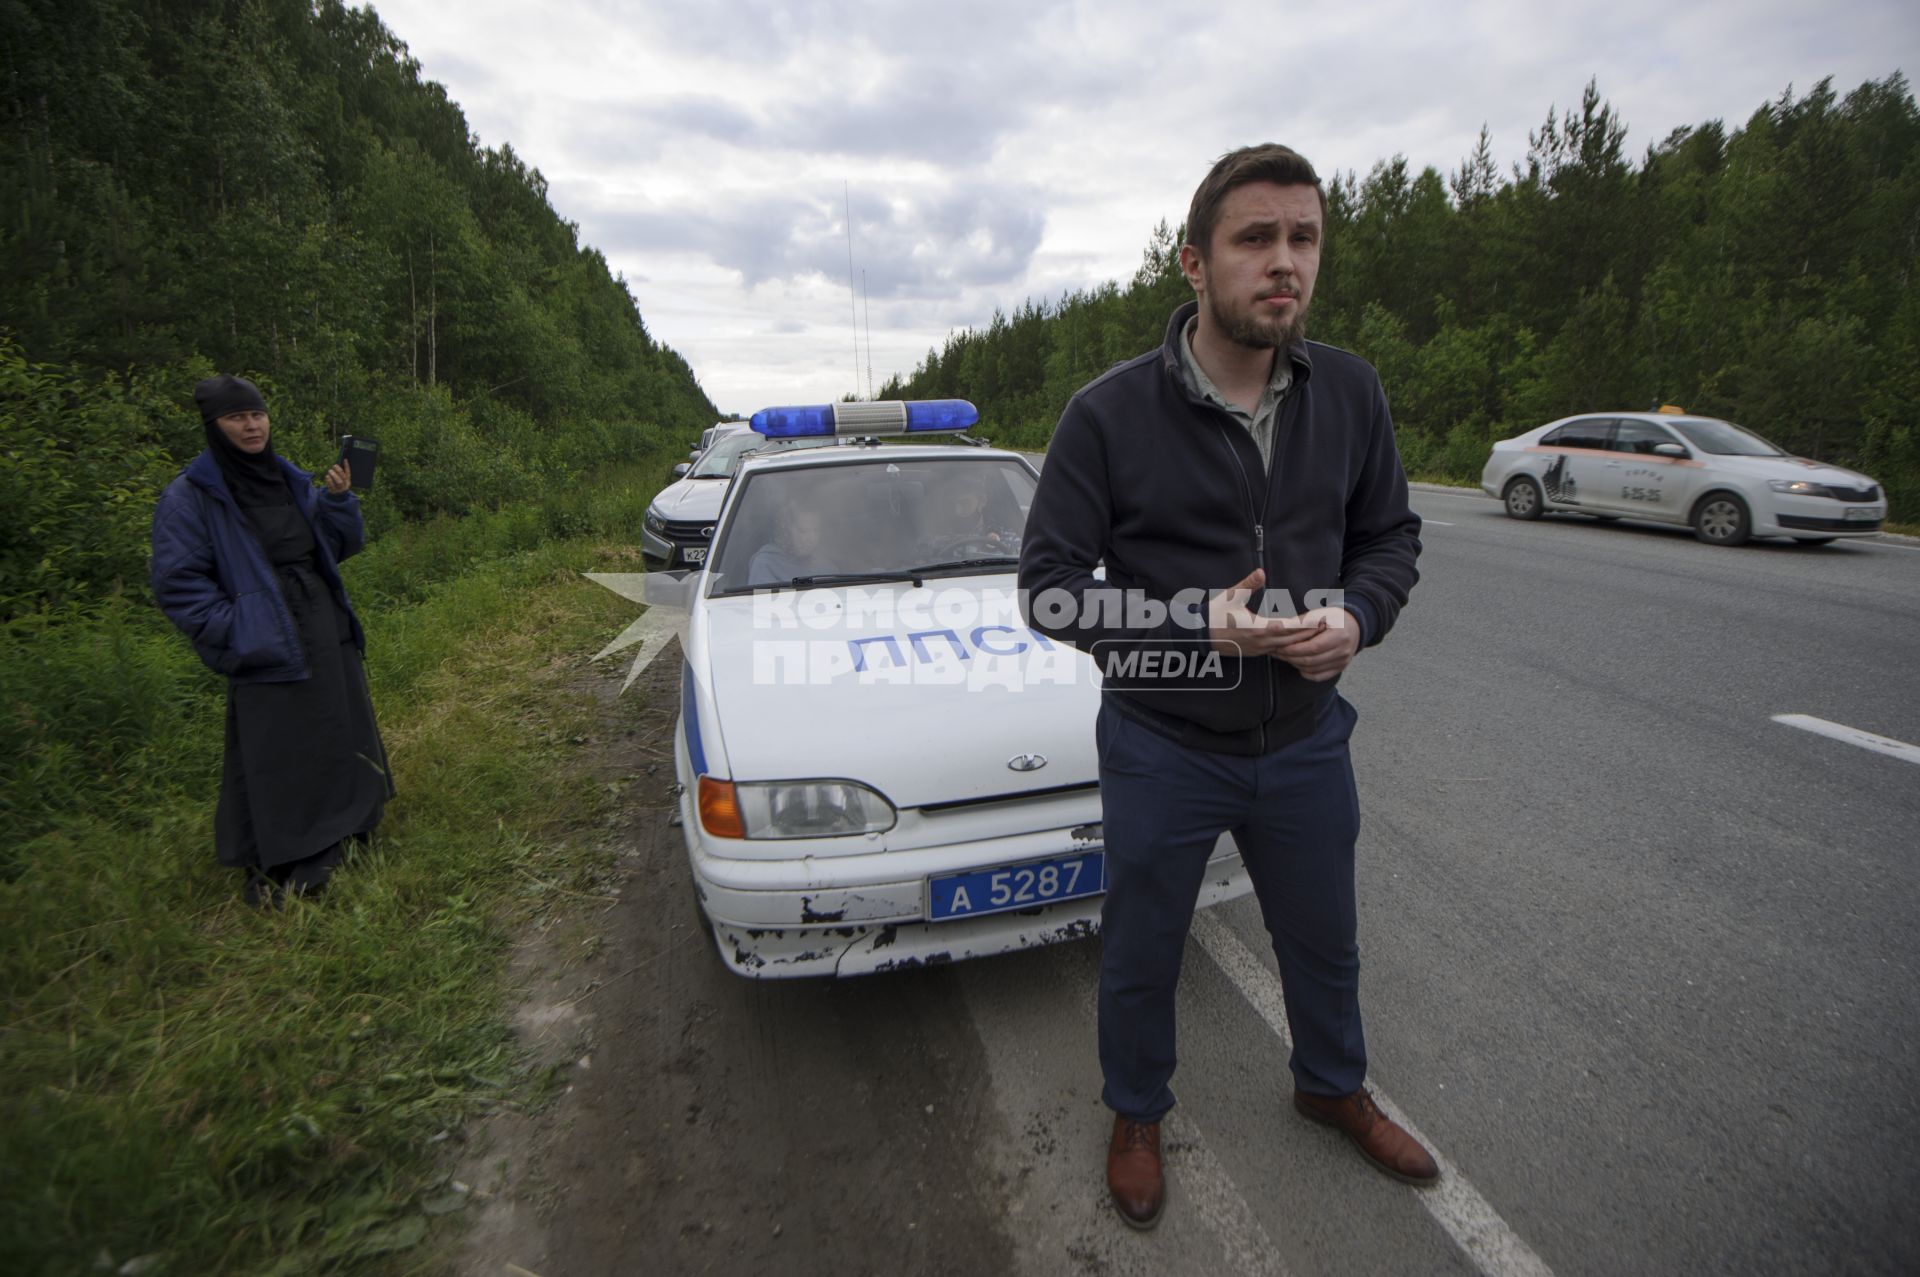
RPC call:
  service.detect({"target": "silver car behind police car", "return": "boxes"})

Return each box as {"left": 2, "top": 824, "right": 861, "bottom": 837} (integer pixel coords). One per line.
{"left": 642, "top": 429, "right": 840, "bottom": 569}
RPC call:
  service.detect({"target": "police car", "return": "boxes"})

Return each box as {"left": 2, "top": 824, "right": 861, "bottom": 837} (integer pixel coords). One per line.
{"left": 672, "top": 400, "right": 1252, "bottom": 978}
{"left": 1481, "top": 409, "right": 1888, "bottom": 545}
{"left": 642, "top": 428, "right": 839, "bottom": 569}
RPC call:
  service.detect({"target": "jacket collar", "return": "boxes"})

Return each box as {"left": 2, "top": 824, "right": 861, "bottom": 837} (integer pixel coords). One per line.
{"left": 1158, "top": 299, "right": 1314, "bottom": 403}
{"left": 185, "top": 449, "right": 313, "bottom": 507}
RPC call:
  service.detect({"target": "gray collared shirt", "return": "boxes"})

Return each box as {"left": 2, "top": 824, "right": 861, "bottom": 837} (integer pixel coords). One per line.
{"left": 1178, "top": 316, "right": 1292, "bottom": 473}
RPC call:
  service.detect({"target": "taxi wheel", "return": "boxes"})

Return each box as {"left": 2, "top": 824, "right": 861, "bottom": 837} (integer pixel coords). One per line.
{"left": 1692, "top": 492, "right": 1752, "bottom": 546}
{"left": 1503, "top": 476, "right": 1544, "bottom": 521}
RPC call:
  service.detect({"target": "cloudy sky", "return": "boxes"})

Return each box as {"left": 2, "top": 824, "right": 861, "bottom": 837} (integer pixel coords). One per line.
{"left": 366, "top": 0, "right": 1913, "bottom": 417}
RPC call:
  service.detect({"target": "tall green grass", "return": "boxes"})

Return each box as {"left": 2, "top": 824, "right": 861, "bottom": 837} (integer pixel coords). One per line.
{"left": 1, "top": 456, "right": 678, "bottom": 1275}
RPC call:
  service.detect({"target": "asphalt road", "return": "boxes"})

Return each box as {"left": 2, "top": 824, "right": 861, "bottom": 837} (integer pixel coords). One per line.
{"left": 476, "top": 491, "right": 1920, "bottom": 1277}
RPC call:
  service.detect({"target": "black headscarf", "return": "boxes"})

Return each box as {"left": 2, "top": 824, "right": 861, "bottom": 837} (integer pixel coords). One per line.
{"left": 195, "top": 375, "right": 290, "bottom": 508}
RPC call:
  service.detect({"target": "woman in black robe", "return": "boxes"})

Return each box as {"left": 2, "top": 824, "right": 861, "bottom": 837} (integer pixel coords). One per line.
{"left": 150, "top": 375, "right": 393, "bottom": 904}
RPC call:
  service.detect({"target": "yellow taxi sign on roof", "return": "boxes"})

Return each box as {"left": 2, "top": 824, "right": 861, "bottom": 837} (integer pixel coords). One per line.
{"left": 1657, "top": 404, "right": 1687, "bottom": 414}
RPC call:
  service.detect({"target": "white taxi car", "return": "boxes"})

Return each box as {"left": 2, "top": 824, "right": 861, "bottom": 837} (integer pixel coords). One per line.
{"left": 672, "top": 400, "right": 1251, "bottom": 978}
{"left": 1481, "top": 410, "right": 1887, "bottom": 545}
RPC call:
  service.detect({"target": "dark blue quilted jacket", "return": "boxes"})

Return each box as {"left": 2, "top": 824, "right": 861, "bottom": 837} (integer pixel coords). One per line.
{"left": 149, "top": 450, "right": 366, "bottom": 683}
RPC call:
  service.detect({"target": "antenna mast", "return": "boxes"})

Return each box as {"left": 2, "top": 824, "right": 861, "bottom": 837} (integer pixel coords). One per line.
{"left": 845, "top": 182, "right": 861, "bottom": 400}
{"left": 862, "top": 269, "right": 874, "bottom": 400}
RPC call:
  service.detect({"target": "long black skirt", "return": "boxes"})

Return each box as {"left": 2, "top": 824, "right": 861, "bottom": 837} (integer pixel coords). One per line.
{"left": 215, "top": 563, "right": 393, "bottom": 878}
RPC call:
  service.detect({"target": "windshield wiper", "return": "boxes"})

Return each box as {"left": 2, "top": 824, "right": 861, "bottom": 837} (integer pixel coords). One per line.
{"left": 901, "top": 556, "right": 1021, "bottom": 574}
{"left": 786, "top": 570, "right": 927, "bottom": 588}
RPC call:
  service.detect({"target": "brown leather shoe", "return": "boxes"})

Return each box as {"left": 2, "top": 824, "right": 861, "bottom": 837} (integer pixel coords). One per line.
{"left": 1293, "top": 1088, "right": 1441, "bottom": 1186}
{"left": 1106, "top": 1115, "right": 1165, "bottom": 1229}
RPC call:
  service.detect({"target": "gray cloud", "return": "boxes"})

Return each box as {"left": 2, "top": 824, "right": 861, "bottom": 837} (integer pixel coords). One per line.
{"left": 776, "top": 75, "right": 1023, "bottom": 164}
{"left": 555, "top": 0, "right": 1172, "bottom": 166}
{"left": 622, "top": 0, "right": 1043, "bottom": 66}
{"left": 583, "top": 181, "right": 1046, "bottom": 297}
{"left": 648, "top": 95, "right": 760, "bottom": 143}
{"left": 560, "top": 70, "right": 1025, "bottom": 165}
{"left": 559, "top": 96, "right": 761, "bottom": 166}
{"left": 374, "top": 0, "right": 1916, "bottom": 415}
{"left": 417, "top": 50, "right": 498, "bottom": 92}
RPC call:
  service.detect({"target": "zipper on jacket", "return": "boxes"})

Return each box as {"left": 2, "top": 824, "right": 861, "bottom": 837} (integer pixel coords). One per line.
{"left": 1255, "top": 392, "right": 1305, "bottom": 750}
{"left": 1209, "top": 419, "right": 1276, "bottom": 744}
{"left": 1209, "top": 421, "right": 1262, "bottom": 567}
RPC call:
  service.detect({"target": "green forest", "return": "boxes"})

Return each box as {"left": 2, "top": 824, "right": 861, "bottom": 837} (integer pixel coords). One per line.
{"left": 1, "top": 3, "right": 713, "bottom": 1272}
{"left": 882, "top": 76, "right": 1920, "bottom": 520}
{"left": 2, "top": 0, "right": 717, "bottom": 621}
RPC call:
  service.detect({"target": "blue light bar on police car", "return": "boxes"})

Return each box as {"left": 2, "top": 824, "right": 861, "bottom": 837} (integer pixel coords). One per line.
{"left": 750, "top": 399, "right": 979, "bottom": 438}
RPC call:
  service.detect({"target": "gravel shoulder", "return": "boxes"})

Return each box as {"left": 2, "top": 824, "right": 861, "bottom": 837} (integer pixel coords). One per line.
{"left": 450, "top": 646, "right": 1021, "bottom": 1277}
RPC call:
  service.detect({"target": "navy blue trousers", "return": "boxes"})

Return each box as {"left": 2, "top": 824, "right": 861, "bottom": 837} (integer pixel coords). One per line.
{"left": 1096, "top": 693, "right": 1367, "bottom": 1121}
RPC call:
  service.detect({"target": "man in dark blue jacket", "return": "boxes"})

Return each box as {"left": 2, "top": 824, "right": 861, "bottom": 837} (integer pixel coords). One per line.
{"left": 1019, "top": 144, "right": 1432, "bottom": 1229}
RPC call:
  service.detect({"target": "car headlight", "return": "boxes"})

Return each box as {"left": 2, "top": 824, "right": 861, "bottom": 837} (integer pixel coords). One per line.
{"left": 645, "top": 509, "right": 667, "bottom": 534}
{"left": 1767, "top": 479, "right": 1837, "bottom": 498}
{"left": 733, "top": 780, "right": 896, "bottom": 839}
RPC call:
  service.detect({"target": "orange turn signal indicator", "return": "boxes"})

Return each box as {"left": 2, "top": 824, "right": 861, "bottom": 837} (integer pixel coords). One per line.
{"left": 698, "top": 775, "right": 744, "bottom": 838}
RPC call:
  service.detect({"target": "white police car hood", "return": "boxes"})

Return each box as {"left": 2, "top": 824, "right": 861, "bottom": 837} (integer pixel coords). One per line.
{"left": 649, "top": 477, "right": 727, "bottom": 521}
{"left": 698, "top": 583, "right": 1101, "bottom": 808}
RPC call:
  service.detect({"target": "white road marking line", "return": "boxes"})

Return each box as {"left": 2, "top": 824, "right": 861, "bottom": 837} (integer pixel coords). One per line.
{"left": 1191, "top": 912, "right": 1555, "bottom": 1277}
{"left": 959, "top": 948, "right": 1294, "bottom": 1276}
{"left": 1771, "top": 714, "right": 1920, "bottom": 765}
{"left": 1065, "top": 966, "right": 1294, "bottom": 1274}
{"left": 1422, "top": 520, "right": 1456, "bottom": 526}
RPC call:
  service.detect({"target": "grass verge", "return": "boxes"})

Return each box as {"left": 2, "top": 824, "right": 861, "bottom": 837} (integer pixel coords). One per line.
{"left": 1406, "top": 470, "right": 1480, "bottom": 490}
{"left": 2, "top": 460, "right": 675, "bottom": 1276}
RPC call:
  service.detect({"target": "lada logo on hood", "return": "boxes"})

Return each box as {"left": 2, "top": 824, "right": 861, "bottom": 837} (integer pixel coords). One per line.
{"left": 1007, "top": 754, "right": 1048, "bottom": 772}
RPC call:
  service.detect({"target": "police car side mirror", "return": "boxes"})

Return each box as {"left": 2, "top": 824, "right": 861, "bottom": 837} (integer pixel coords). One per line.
{"left": 672, "top": 463, "right": 691, "bottom": 478}
{"left": 1652, "top": 443, "right": 1688, "bottom": 458}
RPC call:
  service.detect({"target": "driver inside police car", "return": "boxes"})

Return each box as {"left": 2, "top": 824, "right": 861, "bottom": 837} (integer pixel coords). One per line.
{"left": 748, "top": 502, "right": 835, "bottom": 585}
{"left": 919, "top": 471, "right": 1010, "bottom": 554}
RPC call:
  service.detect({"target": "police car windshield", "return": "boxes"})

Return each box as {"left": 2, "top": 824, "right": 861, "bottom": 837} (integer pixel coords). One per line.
{"left": 707, "top": 456, "right": 1038, "bottom": 595}
{"left": 1667, "top": 419, "right": 1784, "bottom": 457}
{"left": 690, "top": 431, "right": 838, "bottom": 478}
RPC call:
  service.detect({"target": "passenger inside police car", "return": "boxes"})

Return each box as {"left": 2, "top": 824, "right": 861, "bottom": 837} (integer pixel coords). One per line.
{"left": 748, "top": 502, "right": 837, "bottom": 585}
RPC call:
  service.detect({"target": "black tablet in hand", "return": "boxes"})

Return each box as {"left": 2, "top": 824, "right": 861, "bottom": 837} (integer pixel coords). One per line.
{"left": 338, "top": 435, "right": 378, "bottom": 492}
